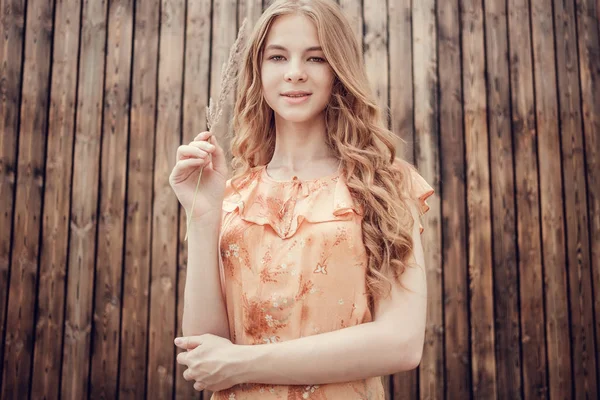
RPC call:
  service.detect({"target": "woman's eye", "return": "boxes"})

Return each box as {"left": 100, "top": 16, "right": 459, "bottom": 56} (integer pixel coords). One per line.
{"left": 269, "top": 55, "right": 285, "bottom": 61}
{"left": 309, "top": 57, "right": 326, "bottom": 63}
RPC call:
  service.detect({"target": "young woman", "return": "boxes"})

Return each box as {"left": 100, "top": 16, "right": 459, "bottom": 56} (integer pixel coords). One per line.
{"left": 169, "top": 0, "right": 434, "bottom": 398}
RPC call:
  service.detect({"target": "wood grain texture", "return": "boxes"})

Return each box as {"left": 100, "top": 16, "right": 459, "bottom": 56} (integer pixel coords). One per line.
{"left": 483, "top": 0, "right": 522, "bottom": 397}
{"left": 176, "top": 0, "right": 212, "bottom": 398}
{"left": 575, "top": 0, "right": 600, "bottom": 389}
{"left": 146, "top": 0, "right": 185, "bottom": 398}
{"left": 363, "top": 0, "right": 388, "bottom": 117}
{"left": 0, "top": 0, "right": 26, "bottom": 386}
{"left": 88, "top": 1, "right": 134, "bottom": 398}
{"left": 507, "top": 0, "right": 549, "bottom": 397}
{"left": 60, "top": 1, "right": 108, "bottom": 398}
{"left": 30, "top": 0, "right": 81, "bottom": 397}
{"left": 118, "top": 0, "right": 159, "bottom": 398}
{"left": 553, "top": 0, "right": 598, "bottom": 396}
{"left": 1, "top": 0, "right": 54, "bottom": 398}
{"left": 437, "top": 0, "right": 471, "bottom": 397}
{"left": 412, "top": 0, "right": 442, "bottom": 399}
{"left": 530, "top": 0, "right": 572, "bottom": 397}
{"left": 461, "top": 0, "right": 498, "bottom": 397}
{"left": 389, "top": 0, "right": 413, "bottom": 160}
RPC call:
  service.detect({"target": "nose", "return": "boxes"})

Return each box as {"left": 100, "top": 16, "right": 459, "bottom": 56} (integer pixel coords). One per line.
{"left": 284, "top": 60, "right": 307, "bottom": 82}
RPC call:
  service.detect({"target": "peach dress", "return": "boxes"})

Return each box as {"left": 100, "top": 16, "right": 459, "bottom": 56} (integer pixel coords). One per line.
{"left": 212, "top": 163, "right": 434, "bottom": 400}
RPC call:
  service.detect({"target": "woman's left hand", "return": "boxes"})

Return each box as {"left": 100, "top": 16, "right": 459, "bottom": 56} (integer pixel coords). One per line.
{"left": 175, "top": 334, "right": 247, "bottom": 392}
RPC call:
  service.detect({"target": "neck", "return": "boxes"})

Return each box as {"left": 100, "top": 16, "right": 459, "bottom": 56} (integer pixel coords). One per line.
{"left": 269, "top": 113, "right": 336, "bottom": 170}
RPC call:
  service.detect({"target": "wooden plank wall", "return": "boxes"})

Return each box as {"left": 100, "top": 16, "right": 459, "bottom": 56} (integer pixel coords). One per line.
{"left": 0, "top": 0, "right": 598, "bottom": 398}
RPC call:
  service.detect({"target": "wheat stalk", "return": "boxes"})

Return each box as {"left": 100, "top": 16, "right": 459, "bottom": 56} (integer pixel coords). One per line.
{"left": 185, "top": 18, "right": 248, "bottom": 240}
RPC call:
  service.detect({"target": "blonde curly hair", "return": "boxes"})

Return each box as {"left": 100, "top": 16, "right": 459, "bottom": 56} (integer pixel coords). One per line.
{"left": 229, "top": 0, "right": 420, "bottom": 306}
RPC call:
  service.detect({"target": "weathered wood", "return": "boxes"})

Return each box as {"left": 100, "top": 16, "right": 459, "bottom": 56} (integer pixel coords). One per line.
{"left": 553, "top": 0, "right": 599, "bottom": 396}
{"left": 461, "top": 0, "right": 498, "bottom": 397}
{"left": 412, "top": 0, "right": 442, "bottom": 399}
{"left": 483, "top": 0, "right": 522, "bottom": 398}
{"left": 146, "top": 0, "right": 185, "bottom": 397}
{"left": 29, "top": 0, "right": 80, "bottom": 398}
{"left": 507, "top": 0, "right": 549, "bottom": 397}
{"left": 60, "top": 1, "right": 109, "bottom": 398}
{"left": 0, "top": 0, "right": 26, "bottom": 386}
{"left": 388, "top": 0, "right": 413, "bottom": 160}
{"left": 339, "top": 0, "right": 363, "bottom": 48}
{"left": 238, "top": 0, "right": 263, "bottom": 30}
{"left": 388, "top": 0, "right": 418, "bottom": 394}
{"left": 437, "top": 0, "right": 471, "bottom": 397}
{"left": 89, "top": 1, "right": 134, "bottom": 398}
{"left": 530, "top": 0, "right": 572, "bottom": 397}
{"left": 209, "top": 0, "right": 238, "bottom": 158}
{"left": 1, "top": 0, "right": 54, "bottom": 398}
{"left": 575, "top": 0, "right": 600, "bottom": 388}
{"left": 176, "top": 0, "right": 212, "bottom": 398}
{"left": 118, "top": 0, "right": 159, "bottom": 397}
{"left": 363, "top": 0, "right": 388, "bottom": 118}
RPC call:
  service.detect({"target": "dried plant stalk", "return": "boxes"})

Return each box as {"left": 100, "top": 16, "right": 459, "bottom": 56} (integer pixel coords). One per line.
{"left": 185, "top": 18, "right": 248, "bottom": 240}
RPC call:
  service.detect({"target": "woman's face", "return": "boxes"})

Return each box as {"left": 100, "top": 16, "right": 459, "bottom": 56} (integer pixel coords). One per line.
{"left": 260, "top": 14, "right": 335, "bottom": 124}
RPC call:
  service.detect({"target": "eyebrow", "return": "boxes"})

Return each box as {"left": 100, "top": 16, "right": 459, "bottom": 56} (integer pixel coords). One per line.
{"left": 265, "top": 44, "right": 323, "bottom": 52}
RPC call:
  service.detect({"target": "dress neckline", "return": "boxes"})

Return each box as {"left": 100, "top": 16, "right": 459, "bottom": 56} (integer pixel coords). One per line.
{"left": 260, "top": 164, "right": 341, "bottom": 184}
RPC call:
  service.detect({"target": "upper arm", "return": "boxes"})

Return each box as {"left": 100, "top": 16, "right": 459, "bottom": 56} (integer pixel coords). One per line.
{"left": 372, "top": 163, "right": 433, "bottom": 358}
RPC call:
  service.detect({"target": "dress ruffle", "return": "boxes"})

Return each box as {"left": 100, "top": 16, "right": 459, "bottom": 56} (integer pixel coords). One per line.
{"left": 403, "top": 163, "right": 435, "bottom": 234}
{"left": 222, "top": 166, "right": 361, "bottom": 239}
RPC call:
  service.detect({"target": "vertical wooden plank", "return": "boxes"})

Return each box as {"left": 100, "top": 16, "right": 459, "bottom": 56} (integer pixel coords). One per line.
{"left": 530, "top": 0, "right": 572, "bottom": 397}
{"left": 263, "top": 0, "right": 275, "bottom": 10}
{"left": 61, "top": 1, "right": 108, "bottom": 398}
{"left": 209, "top": 0, "right": 238, "bottom": 157}
{"left": 118, "top": 0, "right": 159, "bottom": 397}
{"left": 89, "top": 0, "right": 134, "bottom": 398}
{"left": 29, "top": 0, "right": 81, "bottom": 397}
{"left": 388, "top": 0, "right": 418, "bottom": 395}
{"left": 363, "top": 0, "right": 388, "bottom": 117}
{"left": 1, "top": 0, "right": 54, "bottom": 397}
{"left": 553, "top": 0, "right": 598, "bottom": 396}
{"left": 437, "top": 0, "right": 471, "bottom": 398}
{"left": 412, "top": 0, "right": 443, "bottom": 399}
{"left": 147, "top": 0, "right": 185, "bottom": 397}
{"left": 575, "top": 0, "right": 600, "bottom": 388}
{"left": 507, "top": 0, "right": 549, "bottom": 397}
{"left": 0, "top": 0, "right": 26, "bottom": 387}
{"left": 339, "top": 0, "right": 363, "bottom": 49}
{"left": 176, "top": 0, "right": 212, "bottom": 398}
{"left": 238, "top": 0, "right": 263, "bottom": 29}
{"left": 388, "top": 0, "right": 412, "bottom": 159}
{"left": 461, "top": 0, "right": 498, "bottom": 397}
{"left": 483, "top": 0, "right": 522, "bottom": 398}
{"left": 363, "top": 1, "right": 390, "bottom": 396}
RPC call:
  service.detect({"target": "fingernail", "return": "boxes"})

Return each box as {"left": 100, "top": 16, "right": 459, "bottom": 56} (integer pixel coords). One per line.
{"left": 174, "top": 337, "right": 183, "bottom": 345}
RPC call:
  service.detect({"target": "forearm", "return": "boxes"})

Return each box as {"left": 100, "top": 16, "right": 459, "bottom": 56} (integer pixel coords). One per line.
{"left": 239, "top": 320, "right": 422, "bottom": 385}
{"left": 182, "top": 216, "right": 229, "bottom": 339}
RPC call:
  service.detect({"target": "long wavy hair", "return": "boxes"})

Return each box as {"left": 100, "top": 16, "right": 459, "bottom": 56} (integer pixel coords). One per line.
{"left": 230, "top": 0, "right": 419, "bottom": 306}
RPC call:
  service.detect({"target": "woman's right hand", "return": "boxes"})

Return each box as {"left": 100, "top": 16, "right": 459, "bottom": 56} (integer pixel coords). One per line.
{"left": 169, "top": 131, "right": 228, "bottom": 221}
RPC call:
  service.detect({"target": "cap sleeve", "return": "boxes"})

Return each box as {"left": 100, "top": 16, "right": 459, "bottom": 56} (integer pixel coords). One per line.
{"left": 402, "top": 163, "right": 434, "bottom": 234}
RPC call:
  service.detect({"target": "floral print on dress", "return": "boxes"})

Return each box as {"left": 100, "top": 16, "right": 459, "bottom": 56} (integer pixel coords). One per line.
{"left": 213, "top": 163, "right": 434, "bottom": 400}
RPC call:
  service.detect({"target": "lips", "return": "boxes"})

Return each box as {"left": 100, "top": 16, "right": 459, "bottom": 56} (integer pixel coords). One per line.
{"left": 281, "top": 91, "right": 312, "bottom": 97}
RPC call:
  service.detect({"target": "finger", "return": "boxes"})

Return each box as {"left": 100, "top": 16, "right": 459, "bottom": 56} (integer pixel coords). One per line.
{"left": 194, "top": 131, "right": 212, "bottom": 141}
{"left": 183, "top": 368, "right": 195, "bottom": 382}
{"left": 189, "top": 140, "right": 216, "bottom": 153}
{"left": 176, "top": 351, "right": 187, "bottom": 365}
{"left": 172, "top": 158, "right": 209, "bottom": 174}
{"left": 175, "top": 336, "right": 202, "bottom": 350}
{"left": 194, "top": 381, "right": 206, "bottom": 392}
{"left": 177, "top": 145, "right": 210, "bottom": 161}
{"left": 207, "top": 136, "right": 228, "bottom": 176}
